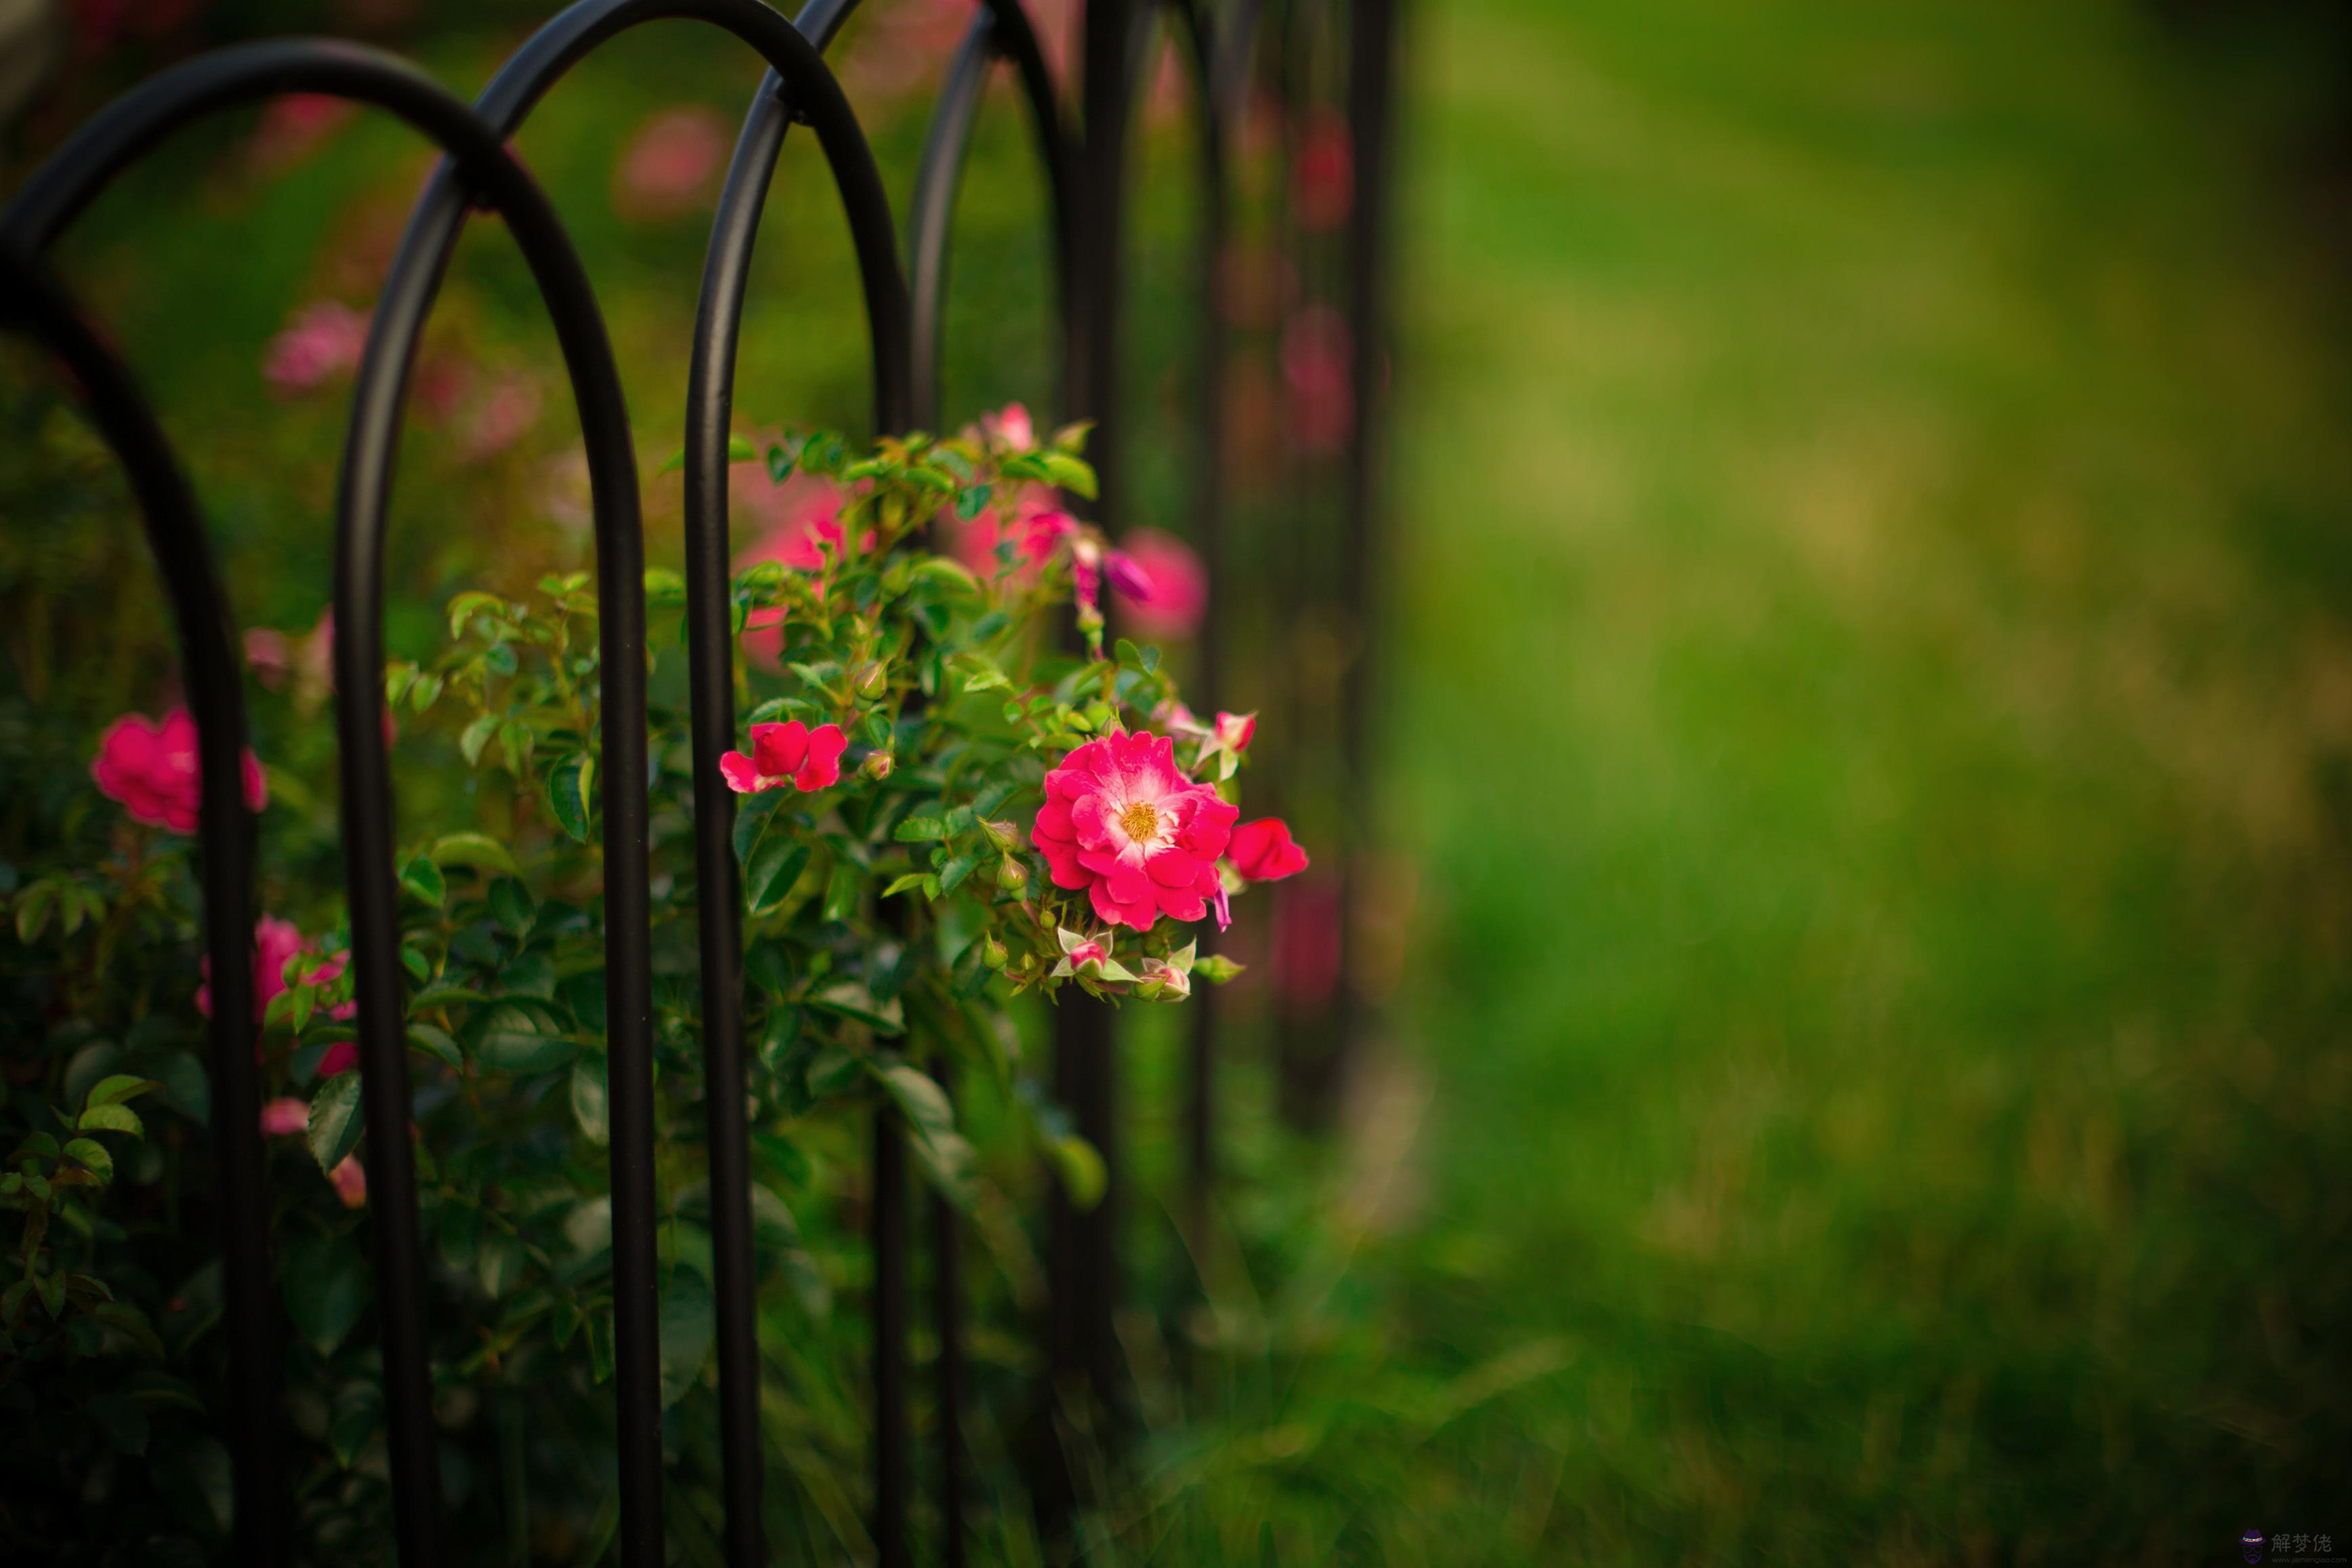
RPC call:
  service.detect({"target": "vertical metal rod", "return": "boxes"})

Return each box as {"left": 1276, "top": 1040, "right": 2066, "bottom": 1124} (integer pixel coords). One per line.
{"left": 1335, "top": 0, "right": 1398, "bottom": 1072}
{"left": 930, "top": 1059, "right": 971, "bottom": 1568}
{"left": 0, "top": 252, "right": 286, "bottom": 1568}
{"left": 872, "top": 1103, "right": 911, "bottom": 1568}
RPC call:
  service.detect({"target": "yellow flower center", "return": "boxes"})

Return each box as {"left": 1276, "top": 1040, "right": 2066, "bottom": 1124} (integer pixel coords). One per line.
{"left": 1118, "top": 800, "right": 1160, "bottom": 843}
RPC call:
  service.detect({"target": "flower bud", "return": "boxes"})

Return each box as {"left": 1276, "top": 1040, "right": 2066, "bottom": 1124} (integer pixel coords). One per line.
{"left": 860, "top": 749, "right": 896, "bottom": 781}
{"left": 995, "top": 855, "right": 1028, "bottom": 891}
{"left": 854, "top": 660, "right": 889, "bottom": 700}
{"left": 982, "top": 933, "right": 1009, "bottom": 969}
{"left": 1193, "top": 954, "right": 1243, "bottom": 983}
{"left": 982, "top": 818, "right": 1021, "bottom": 851}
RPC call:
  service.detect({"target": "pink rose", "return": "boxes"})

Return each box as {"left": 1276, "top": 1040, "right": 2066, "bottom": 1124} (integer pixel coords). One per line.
{"left": 719, "top": 720, "right": 848, "bottom": 795}
{"left": 1031, "top": 732, "right": 1239, "bottom": 930}
{"left": 329, "top": 1154, "right": 367, "bottom": 1208}
{"left": 612, "top": 106, "right": 730, "bottom": 221}
{"left": 197, "top": 916, "right": 304, "bottom": 1023}
{"left": 982, "top": 402, "right": 1035, "bottom": 451}
{"left": 93, "top": 708, "right": 267, "bottom": 835}
{"left": 1228, "top": 818, "right": 1309, "bottom": 883}
{"left": 1282, "top": 306, "right": 1353, "bottom": 456}
{"left": 316, "top": 1041, "right": 358, "bottom": 1078}
{"left": 1108, "top": 529, "right": 1207, "bottom": 641}
{"left": 1214, "top": 711, "right": 1255, "bottom": 755}
{"left": 259, "top": 1097, "right": 310, "bottom": 1137}
{"left": 263, "top": 302, "right": 369, "bottom": 398}
{"left": 1292, "top": 108, "right": 1353, "bottom": 232}
{"left": 954, "top": 496, "right": 1074, "bottom": 582}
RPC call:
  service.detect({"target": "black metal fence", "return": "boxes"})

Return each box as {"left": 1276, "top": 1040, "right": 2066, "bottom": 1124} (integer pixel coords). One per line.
{"left": 0, "top": 0, "right": 1396, "bottom": 1561}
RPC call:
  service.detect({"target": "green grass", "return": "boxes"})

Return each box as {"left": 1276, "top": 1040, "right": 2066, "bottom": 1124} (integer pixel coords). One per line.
{"left": 1318, "top": 0, "right": 2352, "bottom": 1556}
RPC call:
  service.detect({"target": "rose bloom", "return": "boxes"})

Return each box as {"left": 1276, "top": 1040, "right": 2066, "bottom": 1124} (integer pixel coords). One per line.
{"left": 93, "top": 708, "right": 267, "bottom": 834}
{"left": 955, "top": 494, "right": 1076, "bottom": 582}
{"left": 721, "top": 720, "right": 847, "bottom": 794}
{"left": 329, "top": 1154, "right": 367, "bottom": 1208}
{"left": 1108, "top": 528, "right": 1207, "bottom": 641}
{"left": 612, "top": 106, "right": 730, "bottom": 221}
{"left": 1229, "top": 818, "right": 1309, "bottom": 881}
{"left": 196, "top": 916, "right": 304, "bottom": 1023}
{"left": 259, "top": 1097, "right": 310, "bottom": 1137}
{"left": 263, "top": 301, "right": 369, "bottom": 397}
{"left": 1033, "top": 732, "right": 1238, "bottom": 929}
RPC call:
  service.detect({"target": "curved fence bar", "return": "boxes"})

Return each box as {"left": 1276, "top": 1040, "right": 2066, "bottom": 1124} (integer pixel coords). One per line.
{"left": 661, "top": 5, "right": 922, "bottom": 1563}
{"left": 0, "top": 249, "right": 282, "bottom": 1568}
{"left": 908, "top": 13, "right": 997, "bottom": 433}
{"left": 345, "top": 5, "right": 907, "bottom": 1563}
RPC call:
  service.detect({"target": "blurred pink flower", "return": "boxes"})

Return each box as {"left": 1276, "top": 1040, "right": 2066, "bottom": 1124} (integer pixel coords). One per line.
{"left": 735, "top": 470, "right": 847, "bottom": 665}
{"left": 1215, "top": 711, "right": 1255, "bottom": 755}
{"left": 1282, "top": 305, "right": 1353, "bottom": 456}
{"left": 259, "top": 1097, "right": 310, "bottom": 1137}
{"left": 1272, "top": 878, "right": 1343, "bottom": 1011}
{"left": 613, "top": 107, "right": 730, "bottom": 221}
{"left": 981, "top": 402, "right": 1035, "bottom": 451}
{"left": 955, "top": 494, "right": 1074, "bottom": 580}
{"left": 197, "top": 916, "right": 304, "bottom": 1023}
{"left": 1293, "top": 108, "right": 1353, "bottom": 232}
{"left": 250, "top": 93, "right": 356, "bottom": 173}
{"left": 264, "top": 302, "right": 369, "bottom": 398}
{"left": 1109, "top": 528, "right": 1206, "bottom": 640}
{"left": 93, "top": 708, "right": 266, "bottom": 834}
{"left": 330, "top": 1153, "right": 367, "bottom": 1208}
{"left": 245, "top": 628, "right": 293, "bottom": 690}
{"left": 461, "top": 373, "right": 541, "bottom": 460}
{"left": 316, "top": 1040, "right": 359, "bottom": 1077}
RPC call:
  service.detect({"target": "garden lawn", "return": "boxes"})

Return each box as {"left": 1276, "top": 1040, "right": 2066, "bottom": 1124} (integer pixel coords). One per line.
{"left": 1352, "top": 0, "right": 2352, "bottom": 1558}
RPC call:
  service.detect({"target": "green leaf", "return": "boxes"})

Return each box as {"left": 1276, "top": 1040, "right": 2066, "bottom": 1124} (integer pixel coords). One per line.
{"left": 432, "top": 832, "right": 522, "bottom": 876}
{"left": 893, "top": 815, "right": 948, "bottom": 842}
{"left": 471, "top": 1002, "right": 579, "bottom": 1076}
{"left": 398, "top": 852, "right": 446, "bottom": 909}
{"left": 654, "top": 446, "right": 685, "bottom": 476}
{"left": 63, "top": 1137, "right": 112, "bottom": 1184}
{"left": 882, "top": 872, "right": 929, "bottom": 899}
{"left": 658, "top": 1269, "right": 715, "bottom": 1408}
{"left": 955, "top": 482, "right": 993, "bottom": 520}
{"left": 547, "top": 753, "right": 595, "bottom": 844}
{"left": 77, "top": 1103, "right": 143, "bottom": 1138}
{"left": 282, "top": 1234, "right": 368, "bottom": 1357}
{"left": 1047, "top": 1135, "right": 1107, "bottom": 1211}
{"left": 477, "top": 1231, "right": 525, "bottom": 1298}
{"left": 732, "top": 786, "right": 787, "bottom": 868}
{"left": 746, "top": 839, "right": 811, "bottom": 916}
{"left": 488, "top": 874, "right": 537, "bottom": 935}
{"left": 459, "top": 711, "right": 501, "bottom": 766}
{"left": 823, "top": 860, "right": 862, "bottom": 923}
{"left": 93, "top": 1301, "right": 165, "bottom": 1359}
{"left": 13, "top": 880, "right": 56, "bottom": 943}
{"left": 500, "top": 719, "right": 534, "bottom": 777}
{"left": 643, "top": 567, "right": 686, "bottom": 604}
{"left": 572, "top": 1054, "right": 608, "bottom": 1145}
{"left": 1041, "top": 452, "right": 1097, "bottom": 498}
{"left": 937, "top": 853, "right": 980, "bottom": 895}
{"left": 405, "top": 1023, "right": 462, "bottom": 1069}
{"left": 85, "top": 1074, "right": 159, "bottom": 1110}
{"left": 728, "top": 432, "right": 757, "bottom": 462}
{"left": 876, "top": 1063, "right": 975, "bottom": 1208}
{"left": 329, "top": 1384, "right": 382, "bottom": 1468}
{"left": 308, "top": 1071, "right": 364, "bottom": 1174}
{"left": 808, "top": 982, "right": 904, "bottom": 1036}
{"left": 408, "top": 983, "right": 484, "bottom": 1011}
{"left": 446, "top": 590, "right": 503, "bottom": 638}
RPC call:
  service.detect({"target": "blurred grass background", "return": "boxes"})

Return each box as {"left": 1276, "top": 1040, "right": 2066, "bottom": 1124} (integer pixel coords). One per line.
{"left": 9, "top": 0, "right": 2352, "bottom": 1559}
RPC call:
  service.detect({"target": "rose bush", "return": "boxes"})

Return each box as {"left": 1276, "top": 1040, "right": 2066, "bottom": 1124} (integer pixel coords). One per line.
{"left": 0, "top": 408, "right": 1303, "bottom": 1562}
